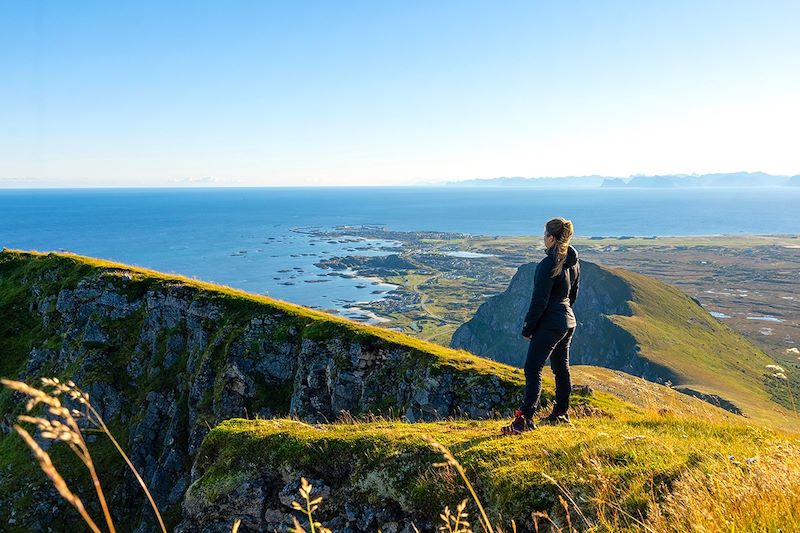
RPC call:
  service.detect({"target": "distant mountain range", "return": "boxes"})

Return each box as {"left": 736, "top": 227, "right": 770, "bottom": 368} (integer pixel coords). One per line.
{"left": 447, "top": 172, "right": 800, "bottom": 188}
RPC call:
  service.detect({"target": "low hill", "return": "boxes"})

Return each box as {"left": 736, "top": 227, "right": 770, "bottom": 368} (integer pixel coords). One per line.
{"left": 451, "top": 258, "right": 794, "bottom": 428}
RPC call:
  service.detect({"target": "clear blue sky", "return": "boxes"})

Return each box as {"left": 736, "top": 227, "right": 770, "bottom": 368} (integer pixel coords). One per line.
{"left": 2, "top": 1, "right": 799, "bottom": 187}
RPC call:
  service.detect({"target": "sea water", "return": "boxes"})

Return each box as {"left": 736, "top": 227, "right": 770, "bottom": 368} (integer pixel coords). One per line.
{"left": 2, "top": 186, "right": 799, "bottom": 320}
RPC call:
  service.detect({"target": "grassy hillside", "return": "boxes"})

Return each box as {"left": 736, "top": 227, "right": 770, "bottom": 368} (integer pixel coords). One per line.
{"left": 0, "top": 248, "right": 520, "bottom": 383}
{"left": 453, "top": 254, "right": 797, "bottom": 431}
{"left": 608, "top": 266, "right": 795, "bottom": 428}
{"left": 1, "top": 248, "right": 798, "bottom": 531}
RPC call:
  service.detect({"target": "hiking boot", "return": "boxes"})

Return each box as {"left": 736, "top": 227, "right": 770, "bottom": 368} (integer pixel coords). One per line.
{"left": 538, "top": 411, "right": 571, "bottom": 425}
{"left": 501, "top": 410, "right": 536, "bottom": 435}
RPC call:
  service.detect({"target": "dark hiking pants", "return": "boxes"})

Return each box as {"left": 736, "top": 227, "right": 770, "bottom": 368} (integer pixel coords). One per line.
{"left": 520, "top": 326, "right": 575, "bottom": 418}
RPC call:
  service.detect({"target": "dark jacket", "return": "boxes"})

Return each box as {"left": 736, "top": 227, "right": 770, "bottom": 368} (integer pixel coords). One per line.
{"left": 521, "top": 244, "right": 580, "bottom": 336}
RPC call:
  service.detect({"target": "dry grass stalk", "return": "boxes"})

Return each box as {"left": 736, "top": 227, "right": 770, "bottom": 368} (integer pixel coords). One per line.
{"left": 531, "top": 510, "right": 559, "bottom": 532}
{"left": 439, "top": 499, "right": 472, "bottom": 533}
{"left": 1, "top": 376, "right": 167, "bottom": 533}
{"left": 289, "top": 477, "right": 332, "bottom": 533}
{"left": 540, "top": 472, "right": 589, "bottom": 530}
{"left": 423, "top": 434, "right": 495, "bottom": 533}
{"left": 646, "top": 443, "right": 800, "bottom": 531}
{"left": 3, "top": 377, "right": 117, "bottom": 532}
{"left": 12, "top": 423, "right": 104, "bottom": 533}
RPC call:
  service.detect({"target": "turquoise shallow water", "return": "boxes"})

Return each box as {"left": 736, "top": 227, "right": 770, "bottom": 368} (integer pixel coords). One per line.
{"left": 2, "top": 186, "right": 798, "bottom": 321}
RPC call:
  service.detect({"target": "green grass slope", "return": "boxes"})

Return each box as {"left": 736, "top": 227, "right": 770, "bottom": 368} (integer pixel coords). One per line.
{"left": 0, "top": 247, "right": 522, "bottom": 383}
{"left": 1, "top": 248, "right": 793, "bottom": 433}
{"left": 607, "top": 266, "right": 794, "bottom": 429}
{"left": 1, "top": 248, "right": 795, "bottom": 436}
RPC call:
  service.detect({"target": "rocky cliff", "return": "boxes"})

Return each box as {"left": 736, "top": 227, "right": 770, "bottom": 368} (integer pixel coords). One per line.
{"left": 450, "top": 260, "right": 671, "bottom": 379}
{"left": 0, "top": 249, "right": 525, "bottom": 532}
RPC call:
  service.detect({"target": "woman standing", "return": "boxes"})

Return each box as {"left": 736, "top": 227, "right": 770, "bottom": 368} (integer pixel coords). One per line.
{"left": 502, "top": 218, "right": 580, "bottom": 435}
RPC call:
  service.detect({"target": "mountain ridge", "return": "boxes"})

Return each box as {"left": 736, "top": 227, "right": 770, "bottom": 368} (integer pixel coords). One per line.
{"left": 445, "top": 172, "right": 796, "bottom": 188}
{"left": 0, "top": 248, "right": 796, "bottom": 532}
{"left": 451, "top": 256, "right": 794, "bottom": 428}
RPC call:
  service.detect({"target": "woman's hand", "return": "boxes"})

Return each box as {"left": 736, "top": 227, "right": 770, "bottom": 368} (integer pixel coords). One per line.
{"left": 522, "top": 321, "right": 532, "bottom": 340}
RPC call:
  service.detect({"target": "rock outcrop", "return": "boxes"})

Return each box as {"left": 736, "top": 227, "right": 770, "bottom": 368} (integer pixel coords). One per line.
{"left": 450, "top": 260, "right": 675, "bottom": 381}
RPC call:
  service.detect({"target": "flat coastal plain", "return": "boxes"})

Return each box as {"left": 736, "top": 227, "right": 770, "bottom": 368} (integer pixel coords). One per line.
{"left": 310, "top": 227, "right": 800, "bottom": 369}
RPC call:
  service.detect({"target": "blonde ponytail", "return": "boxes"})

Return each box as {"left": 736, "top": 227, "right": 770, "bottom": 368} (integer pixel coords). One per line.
{"left": 546, "top": 218, "right": 574, "bottom": 277}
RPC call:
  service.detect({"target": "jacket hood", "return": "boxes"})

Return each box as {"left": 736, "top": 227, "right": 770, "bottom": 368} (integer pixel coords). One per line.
{"left": 547, "top": 244, "right": 579, "bottom": 267}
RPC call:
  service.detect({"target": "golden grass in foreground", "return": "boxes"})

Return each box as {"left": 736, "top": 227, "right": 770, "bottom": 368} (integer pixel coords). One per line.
{"left": 196, "top": 415, "right": 800, "bottom": 532}
{"left": 2, "top": 377, "right": 119, "bottom": 533}
{"left": 289, "top": 477, "right": 333, "bottom": 533}
{"left": 268, "top": 430, "right": 800, "bottom": 532}
{"left": 648, "top": 446, "right": 800, "bottom": 531}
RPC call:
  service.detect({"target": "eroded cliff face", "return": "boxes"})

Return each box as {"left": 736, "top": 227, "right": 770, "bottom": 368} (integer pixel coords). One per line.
{"left": 450, "top": 259, "right": 677, "bottom": 382}
{"left": 0, "top": 251, "right": 524, "bottom": 532}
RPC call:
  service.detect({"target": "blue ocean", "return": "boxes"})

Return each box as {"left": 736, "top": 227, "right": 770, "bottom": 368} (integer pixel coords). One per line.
{"left": 2, "top": 186, "right": 798, "bottom": 321}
